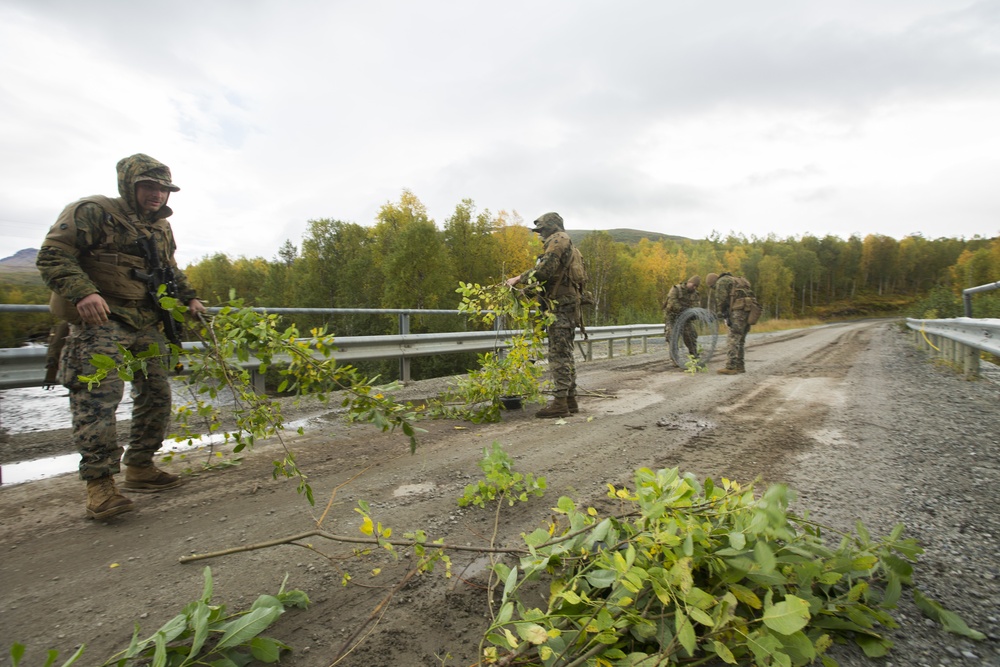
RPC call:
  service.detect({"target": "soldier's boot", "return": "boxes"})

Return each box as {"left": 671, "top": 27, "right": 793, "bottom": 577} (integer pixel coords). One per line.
{"left": 535, "top": 397, "right": 571, "bottom": 419}
{"left": 567, "top": 395, "right": 579, "bottom": 414}
{"left": 123, "top": 465, "right": 185, "bottom": 493}
{"left": 717, "top": 368, "right": 741, "bottom": 375}
{"left": 86, "top": 476, "right": 134, "bottom": 520}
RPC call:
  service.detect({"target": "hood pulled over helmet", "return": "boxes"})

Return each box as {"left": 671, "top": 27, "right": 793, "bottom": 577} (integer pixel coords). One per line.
{"left": 531, "top": 212, "right": 564, "bottom": 236}
{"left": 116, "top": 153, "right": 180, "bottom": 215}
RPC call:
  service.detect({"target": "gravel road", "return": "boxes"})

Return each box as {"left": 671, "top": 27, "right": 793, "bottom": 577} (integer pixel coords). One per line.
{"left": 1, "top": 320, "right": 998, "bottom": 666}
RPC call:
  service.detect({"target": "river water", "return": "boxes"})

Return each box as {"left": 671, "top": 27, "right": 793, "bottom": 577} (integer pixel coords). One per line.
{"left": 0, "top": 381, "right": 242, "bottom": 486}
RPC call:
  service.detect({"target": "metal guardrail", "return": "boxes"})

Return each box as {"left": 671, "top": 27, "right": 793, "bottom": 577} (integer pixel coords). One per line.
{"left": 905, "top": 317, "right": 1000, "bottom": 377}
{"left": 0, "top": 304, "right": 665, "bottom": 389}
{"left": 963, "top": 280, "right": 1000, "bottom": 317}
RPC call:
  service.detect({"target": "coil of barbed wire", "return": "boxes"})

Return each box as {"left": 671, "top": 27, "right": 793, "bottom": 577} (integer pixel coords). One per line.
{"left": 668, "top": 307, "right": 719, "bottom": 368}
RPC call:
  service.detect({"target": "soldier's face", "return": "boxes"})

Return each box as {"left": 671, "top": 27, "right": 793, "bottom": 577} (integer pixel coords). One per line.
{"left": 135, "top": 182, "right": 170, "bottom": 214}
{"left": 686, "top": 281, "right": 698, "bottom": 292}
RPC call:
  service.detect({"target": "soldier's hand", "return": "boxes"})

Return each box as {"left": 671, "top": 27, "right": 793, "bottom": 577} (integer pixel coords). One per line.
{"left": 187, "top": 298, "right": 207, "bottom": 317}
{"left": 76, "top": 293, "right": 111, "bottom": 325}
{"left": 505, "top": 276, "right": 521, "bottom": 288}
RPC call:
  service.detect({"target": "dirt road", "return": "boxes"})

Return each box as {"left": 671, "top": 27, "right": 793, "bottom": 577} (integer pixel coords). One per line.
{"left": 2, "top": 321, "right": 998, "bottom": 666}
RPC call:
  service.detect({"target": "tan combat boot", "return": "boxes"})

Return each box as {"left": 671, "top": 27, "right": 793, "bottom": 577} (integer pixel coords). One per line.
{"left": 535, "top": 397, "right": 571, "bottom": 418}
{"left": 86, "top": 476, "right": 134, "bottom": 520}
{"left": 123, "top": 465, "right": 185, "bottom": 493}
{"left": 567, "top": 395, "right": 579, "bottom": 414}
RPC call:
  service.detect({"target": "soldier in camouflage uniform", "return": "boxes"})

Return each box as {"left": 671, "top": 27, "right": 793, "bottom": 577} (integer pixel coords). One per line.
{"left": 706, "top": 272, "right": 749, "bottom": 374}
{"left": 663, "top": 275, "right": 701, "bottom": 365}
{"left": 505, "top": 212, "right": 581, "bottom": 418}
{"left": 37, "top": 154, "right": 207, "bottom": 520}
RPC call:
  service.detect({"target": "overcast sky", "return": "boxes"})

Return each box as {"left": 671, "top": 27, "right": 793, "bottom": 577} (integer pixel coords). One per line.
{"left": 2, "top": 0, "right": 999, "bottom": 266}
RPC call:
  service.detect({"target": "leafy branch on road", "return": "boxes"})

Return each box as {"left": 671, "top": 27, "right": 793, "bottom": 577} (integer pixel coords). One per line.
{"left": 9, "top": 567, "right": 308, "bottom": 667}
{"left": 79, "top": 296, "right": 424, "bottom": 504}
{"left": 429, "top": 280, "right": 554, "bottom": 423}
{"left": 480, "top": 467, "right": 984, "bottom": 667}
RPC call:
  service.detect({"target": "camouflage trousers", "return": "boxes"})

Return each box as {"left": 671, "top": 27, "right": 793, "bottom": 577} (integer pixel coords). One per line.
{"left": 547, "top": 308, "right": 578, "bottom": 399}
{"left": 725, "top": 309, "right": 750, "bottom": 371}
{"left": 665, "top": 314, "right": 698, "bottom": 361}
{"left": 60, "top": 319, "right": 172, "bottom": 480}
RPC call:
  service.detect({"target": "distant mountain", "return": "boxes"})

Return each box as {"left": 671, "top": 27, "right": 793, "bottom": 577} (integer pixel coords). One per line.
{"left": 0, "top": 249, "right": 44, "bottom": 287}
{"left": 566, "top": 229, "right": 691, "bottom": 245}
{"left": 0, "top": 248, "right": 39, "bottom": 271}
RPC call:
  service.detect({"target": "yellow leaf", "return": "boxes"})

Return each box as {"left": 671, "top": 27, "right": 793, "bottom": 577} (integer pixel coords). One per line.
{"left": 587, "top": 415, "right": 595, "bottom": 422}
{"left": 371, "top": 568, "right": 381, "bottom": 576}
{"left": 454, "top": 426, "right": 467, "bottom": 430}
{"left": 360, "top": 516, "right": 374, "bottom": 536}
{"left": 110, "top": 563, "right": 120, "bottom": 568}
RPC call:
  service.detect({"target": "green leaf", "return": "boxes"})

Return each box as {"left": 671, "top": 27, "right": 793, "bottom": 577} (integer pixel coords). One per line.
{"left": 675, "top": 611, "right": 696, "bottom": 655}
{"left": 712, "top": 639, "right": 737, "bottom": 664}
{"left": 585, "top": 568, "right": 618, "bottom": 589}
{"left": 913, "top": 589, "right": 985, "bottom": 640}
{"left": 523, "top": 528, "right": 550, "bottom": 548}
{"left": 215, "top": 606, "right": 284, "bottom": 649}
{"left": 186, "top": 600, "right": 212, "bottom": 660}
{"left": 754, "top": 540, "right": 777, "bottom": 573}
{"left": 728, "top": 531, "right": 746, "bottom": 550}
{"left": 763, "top": 595, "right": 811, "bottom": 635}
{"left": 56, "top": 646, "right": 85, "bottom": 667}
{"left": 855, "top": 633, "right": 892, "bottom": 657}
{"left": 729, "top": 583, "right": 762, "bottom": 609}
{"left": 90, "top": 353, "right": 117, "bottom": 370}
{"left": 200, "top": 566, "right": 214, "bottom": 602}
{"left": 10, "top": 644, "right": 25, "bottom": 667}
{"left": 502, "top": 566, "right": 518, "bottom": 603}
{"left": 249, "top": 637, "right": 286, "bottom": 663}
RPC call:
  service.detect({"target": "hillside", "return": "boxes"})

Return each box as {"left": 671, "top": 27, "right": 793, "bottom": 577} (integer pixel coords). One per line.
{"left": 0, "top": 249, "right": 43, "bottom": 286}
{"left": 566, "top": 228, "right": 691, "bottom": 245}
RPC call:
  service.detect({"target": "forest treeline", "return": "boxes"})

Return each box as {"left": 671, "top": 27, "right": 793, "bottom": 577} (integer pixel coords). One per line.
{"left": 2, "top": 190, "right": 999, "bottom": 364}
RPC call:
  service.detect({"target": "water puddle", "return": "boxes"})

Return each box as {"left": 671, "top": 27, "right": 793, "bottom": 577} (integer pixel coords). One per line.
{"left": 0, "top": 414, "right": 314, "bottom": 487}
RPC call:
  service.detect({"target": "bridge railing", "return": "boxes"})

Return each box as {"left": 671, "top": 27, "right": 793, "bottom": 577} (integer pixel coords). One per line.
{"left": 0, "top": 305, "right": 664, "bottom": 390}
{"left": 905, "top": 317, "right": 1000, "bottom": 378}
{"left": 907, "top": 280, "right": 1000, "bottom": 378}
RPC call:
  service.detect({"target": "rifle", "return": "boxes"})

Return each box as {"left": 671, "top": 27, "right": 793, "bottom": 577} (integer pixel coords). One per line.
{"left": 133, "top": 235, "right": 185, "bottom": 350}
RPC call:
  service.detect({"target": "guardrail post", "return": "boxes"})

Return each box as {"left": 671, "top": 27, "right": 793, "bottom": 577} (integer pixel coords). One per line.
{"left": 625, "top": 336, "right": 632, "bottom": 356}
{"left": 585, "top": 339, "right": 593, "bottom": 361}
{"left": 398, "top": 313, "right": 411, "bottom": 383}
{"left": 963, "top": 343, "right": 980, "bottom": 378}
{"left": 607, "top": 338, "right": 614, "bottom": 359}
{"left": 251, "top": 369, "right": 266, "bottom": 394}
{"left": 642, "top": 335, "right": 648, "bottom": 354}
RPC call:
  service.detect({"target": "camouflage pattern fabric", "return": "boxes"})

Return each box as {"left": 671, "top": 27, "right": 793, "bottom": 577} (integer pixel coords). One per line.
{"left": 522, "top": 216, "right": 581, "bottom": 398}
{"left": 36, "top": 154, "right": 194, "bottom": 480}
{"left": 37, "top": 155, "right": 197, "bottom": 331}
{"left": 663, "top": 283, "right": 700, "bottom": 359}
{"left": 724, "top": 309, "right": 750, "bottom": 371}
{"left": 548, "top": 303, "right": 578, "bottom": 398}
{"left": 711, "top": 274, "right": 750, "bottom": 371}
{"left": 60, "top": 321, "right": 172, "bottom": 480}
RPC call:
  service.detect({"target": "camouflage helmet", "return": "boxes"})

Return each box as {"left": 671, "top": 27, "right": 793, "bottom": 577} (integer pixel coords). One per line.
{"left": 531, "top": 212, "right": 564, "bottom": 234}
{"left": 117, "top": 153, "right": 180, "bottom": 193}
{"left": 705, "top": 273, "right": 719, "bottom": 288}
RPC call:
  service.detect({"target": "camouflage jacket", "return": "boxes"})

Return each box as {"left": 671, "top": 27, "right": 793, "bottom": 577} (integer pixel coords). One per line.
{"left": 37, "top": 154, "right": 198, "bottom": 330}
{"left": 520, "top": 230, "right": 578, "bottom": 301}
{"left": 712, "top": 274, "right": 739, "bottom": 317}
{"left": 664, "top": 282, "right": 699, "bottom": 316}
